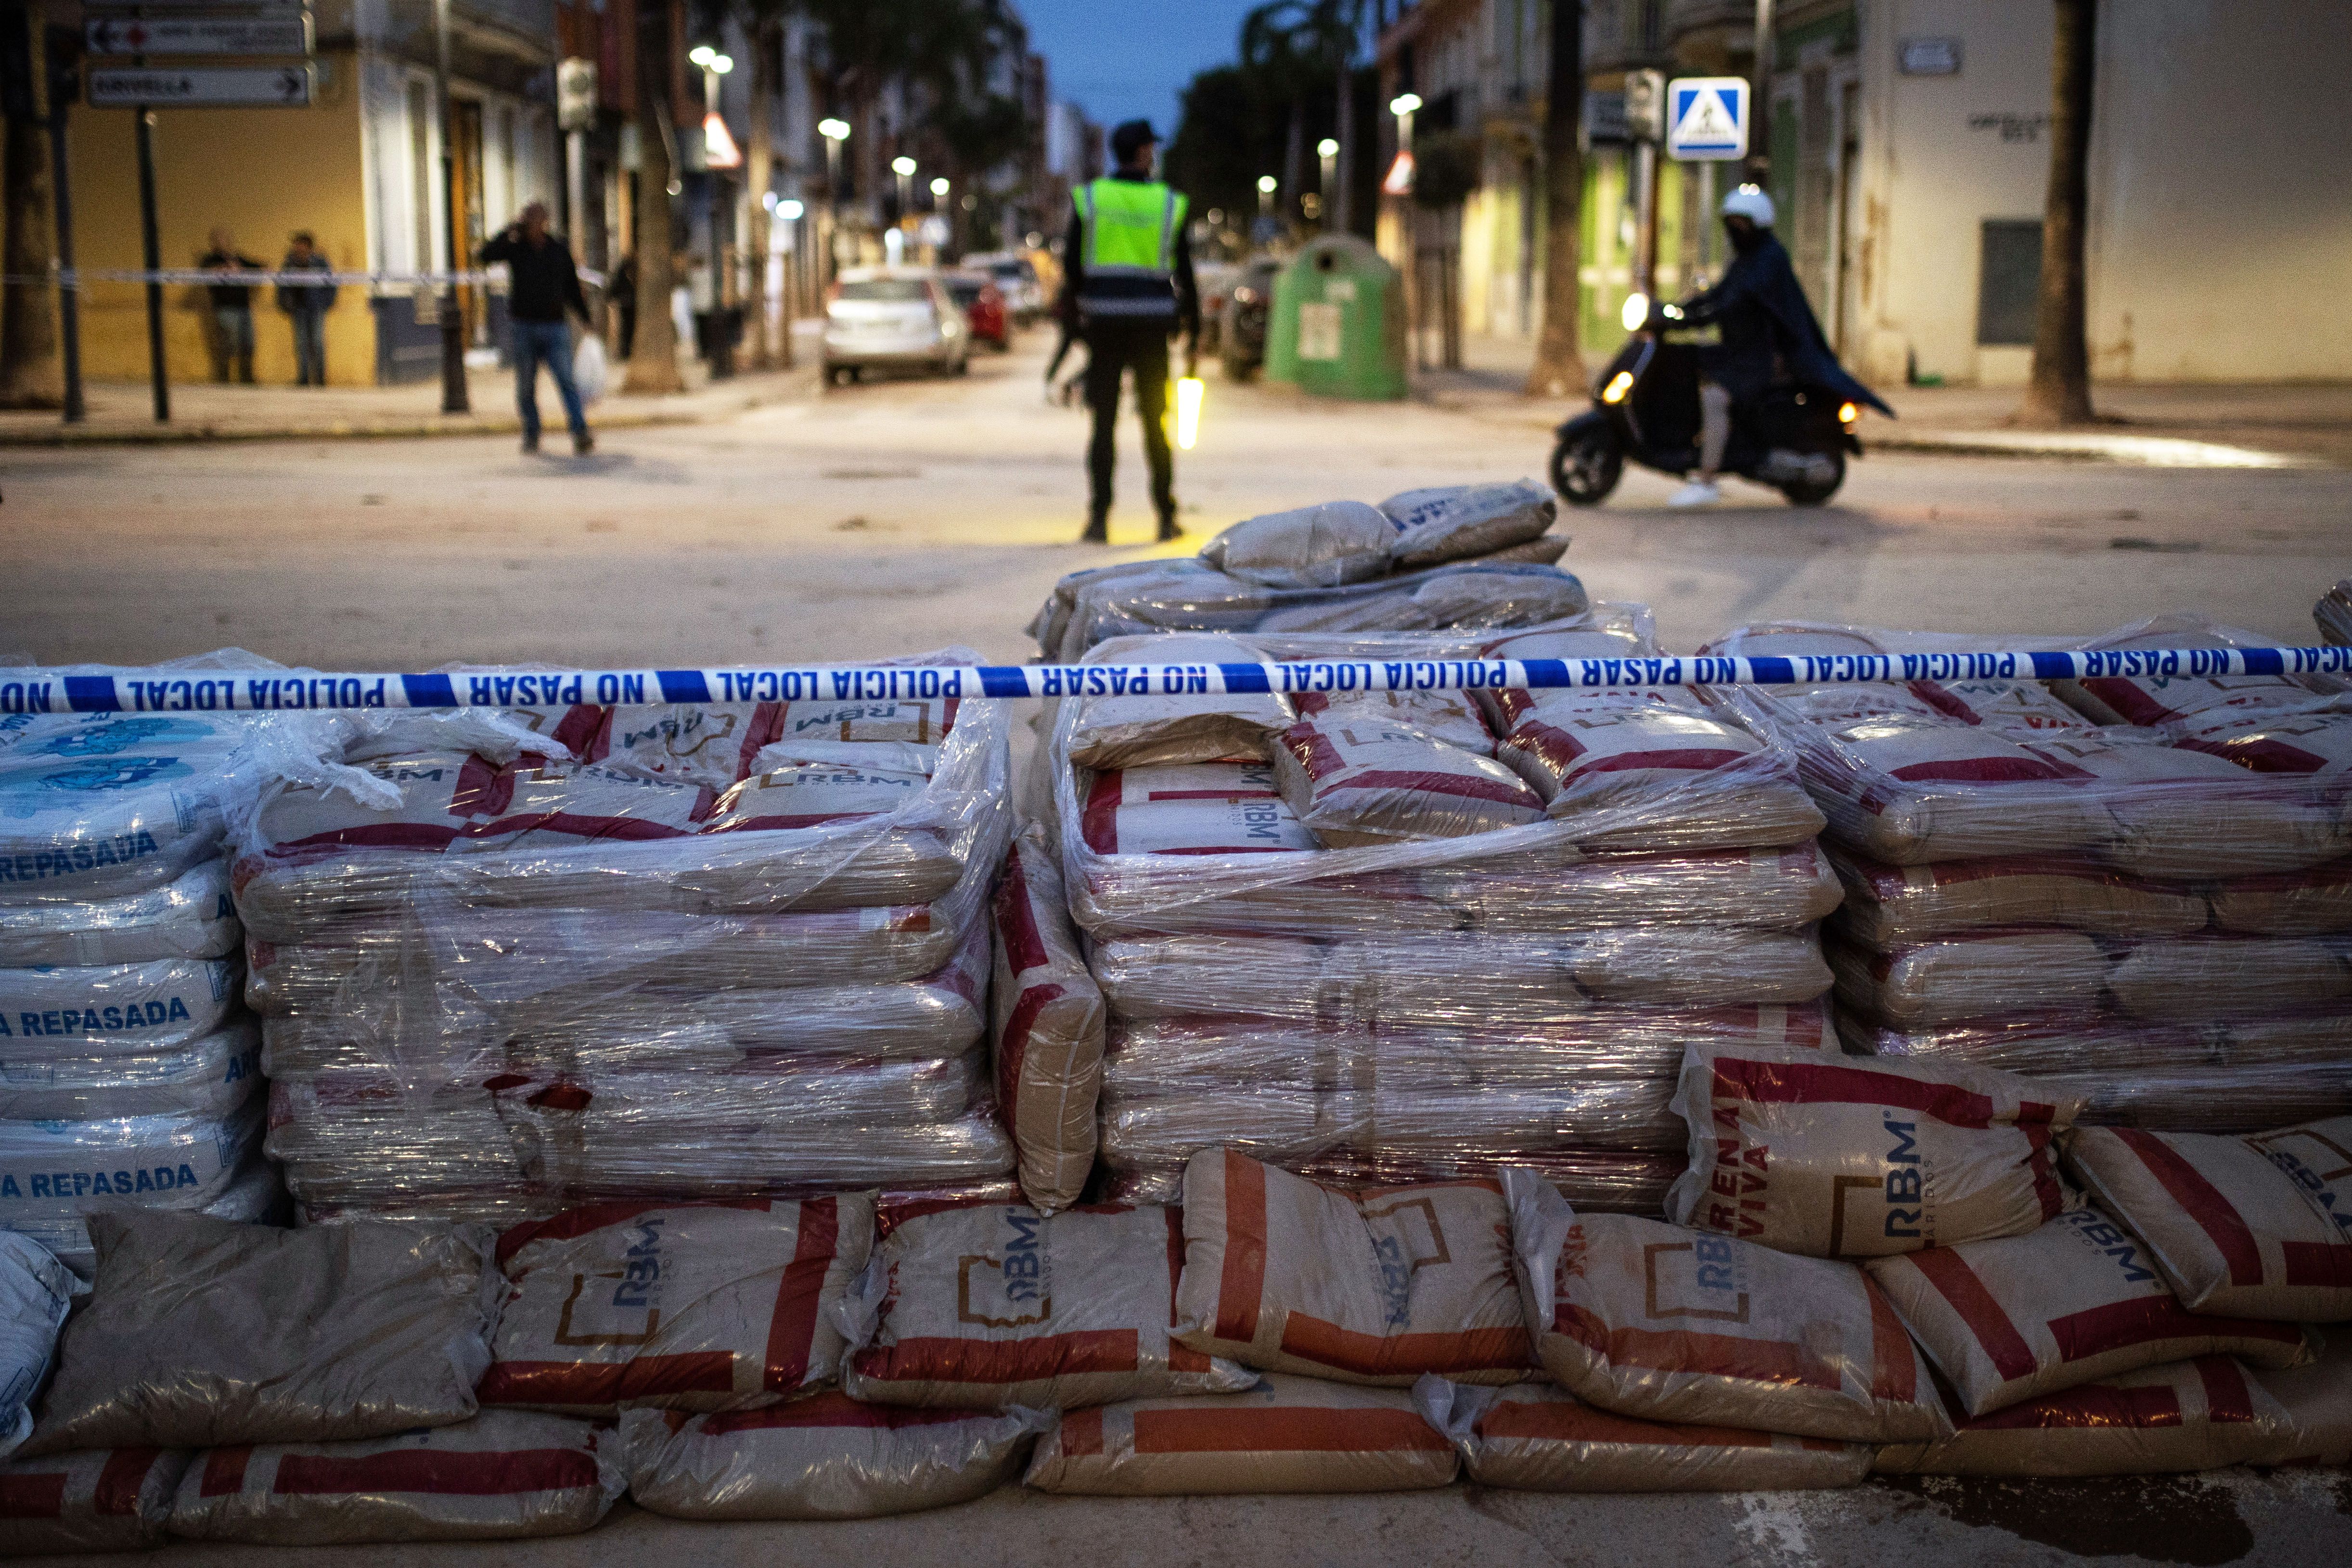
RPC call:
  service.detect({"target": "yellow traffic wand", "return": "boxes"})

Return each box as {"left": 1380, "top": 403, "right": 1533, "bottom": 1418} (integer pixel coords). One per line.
{"left": 1174, "top": 376, "right": 1204, "bottom": 450}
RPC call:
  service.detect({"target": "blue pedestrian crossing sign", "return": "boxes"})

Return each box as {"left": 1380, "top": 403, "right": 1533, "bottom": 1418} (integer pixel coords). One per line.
{"left": 1667, "top": 77, "right": 1749, "bottom": 161}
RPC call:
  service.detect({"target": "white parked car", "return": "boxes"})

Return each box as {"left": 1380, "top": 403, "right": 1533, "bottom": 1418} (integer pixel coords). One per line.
{"left": 823, "top": 268, "right": 970, "bottom": 383}
{"left": 960, "top": 250, "right": 1048, "bottom": 325}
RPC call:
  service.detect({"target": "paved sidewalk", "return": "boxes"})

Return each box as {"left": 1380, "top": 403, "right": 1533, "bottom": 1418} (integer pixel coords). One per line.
{"left": 1416, "top": 333, "right": 2352, "bottom": 467}
{"left": 0, "top": 328, "right": 823, "bottom": 447}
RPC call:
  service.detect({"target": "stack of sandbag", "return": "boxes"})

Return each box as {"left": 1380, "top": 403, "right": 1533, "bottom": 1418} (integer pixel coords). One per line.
{"left": 2318, "top": 579, "right": 2352, "bottom": 647}
{"left": 1049, "top": 610, "right": 1837, "bottom": 1207}
{"left": 1706, "top": 617, "right": 2352, "bottom": 1132}
{"left": 1030, "top": 483, "right": 1588, "bottom": 660}
{"left": 0, "top": 710, "right": 285, "bottom": 1276}
{"left": 238, "top": 658, "right": 1019, "bottom": 1221}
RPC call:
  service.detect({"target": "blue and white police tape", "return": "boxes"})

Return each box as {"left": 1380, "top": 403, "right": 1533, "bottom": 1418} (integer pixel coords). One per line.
{"left": 0, "top": 266, "right": 609, "bottom": 289}
{"left": 5, "top": 645, "right": 2349, "bottom": 716}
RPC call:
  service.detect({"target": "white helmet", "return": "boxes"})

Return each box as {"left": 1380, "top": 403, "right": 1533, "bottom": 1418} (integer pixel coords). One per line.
{"left": 1721, "top": 185, "right": 1776, "bottom": 226}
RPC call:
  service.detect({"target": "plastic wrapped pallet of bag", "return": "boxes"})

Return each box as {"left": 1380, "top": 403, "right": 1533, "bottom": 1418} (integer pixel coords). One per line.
{"left": 1024, "top": 1374, "right": 1459, "bottom": 1495}
{"left": 1417, "top": 1376, "right": 1871, "bottom": 1492}
{"left": 165, "top": 1410, "right": 624, "bottom": 1544}
{"left": 2321, "top": 579, "right": 2352, "bottom": 647}
{"left": 236, "top": 662, "right": 1019, "bottom": 1216}
{"left": 624, "top": 1395, "right": 1049, "bottom": 1519}
{"left": 990, "top": 826, "right": 1105, "bottom": 1211}
{"left": 1709, "top": 617, "right": 2352, "bottom": 1132}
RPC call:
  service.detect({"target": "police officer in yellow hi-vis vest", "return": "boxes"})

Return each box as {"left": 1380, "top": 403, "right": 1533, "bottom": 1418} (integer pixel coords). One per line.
{"left": 1058, "top": 119, "right": 1199, "bottom": 543}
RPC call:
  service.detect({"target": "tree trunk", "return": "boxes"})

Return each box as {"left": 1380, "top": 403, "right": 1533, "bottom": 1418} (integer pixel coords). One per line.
{"left": 1524, "top": 0, "right": 1584, "bottom": 398}
{"left": 0, "top": 0, "right": 62, "bottom": 409}
{"left": 1331, "top": 47, "right": 1354, "bottom": 233}
{"left": 1283, "top": 99, "right": 1304, "bottom": 225}
{"left": 627, "top": 8, "right": 687, "bottom": 395}
{"left": 744, "top": 20, "right": 777, "bottom": 370}
{"left": 2020, "top": 0, "right": 2095, "bottom": 426}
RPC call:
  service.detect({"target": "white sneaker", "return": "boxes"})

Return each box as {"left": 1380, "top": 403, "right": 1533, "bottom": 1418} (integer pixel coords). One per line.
{"left": 1667, "top": 479, "right": 1722, "bottom": 508}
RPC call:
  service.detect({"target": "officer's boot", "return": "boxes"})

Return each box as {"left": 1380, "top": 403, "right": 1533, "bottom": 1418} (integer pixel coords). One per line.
{"left": 1156, "top": 508, "right": 1182, "bottom": 543}
{"left": 1080, "top": 507, "right": 1109, "bottom": 544}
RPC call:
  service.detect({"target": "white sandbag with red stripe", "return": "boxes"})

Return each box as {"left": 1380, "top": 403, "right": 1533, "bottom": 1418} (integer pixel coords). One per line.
{"left": 479, "top": 1196, "right": 874, "bottom": 1415}
{"left": 1024, "top": 1373, "right": 1458, "bottom": 1495}
{"left": 835, "top": 1198, "right": 1256, "bottom": 1410}
{"left": 1172, "top": 1150, "right": 1532, "bottom": 1387}
{"left": 621, "top": 1393, "right": 1047, "bottom": 1519}
{"left": 1873, "top": 1355, "right": 2297, "bottom": 1477}
{"left": 1831, "top": 852, "right": 2210, "bottom": 945}
{"left": 1864, "top": 1207, "right": 2318, "bottom": 1417}
{"left": 2209, "top": 858, "right": 2352, "bottom": 937}
{"left": 1076, "top": 766, "right": 1317, "bottom": 858}
{"left": 166, "top": 1410, "right": 621, "bottom": 1543}
{"left": 2061, "top": 1118, "right": 2352, "bottom": 1322}
{"left": 0, "top": 1446, "right": 190, "bottom": 1555}
{"left": 1270, "top": 716, "right": 1544, "bottom": 847}
{"left": 1505, "top": 1170, "right": 1947, "bottom": 1443}
{"left": 1418, "top": 1376, "right": 1870, "bottom": 1491}
{"left": 1065, "top": 636, "right": 1297, "bottom": 770}
{"left": 991, "top": 826, "right": 1106, "bottom": 1211}
{"left": 1664, "top": 1045, "right": 2079, "bottom": 1259}
{"left": 2253, "top": 1330, "right": 2352, "bottom": 1465}
{"left": 1290, "top": 687, "right": 1496, "bottom": 756}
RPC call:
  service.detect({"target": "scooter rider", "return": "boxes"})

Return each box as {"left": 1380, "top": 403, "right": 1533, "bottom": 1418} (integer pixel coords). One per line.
{"left": 1667, "top": 186, "right": 1879, "bottom": 507}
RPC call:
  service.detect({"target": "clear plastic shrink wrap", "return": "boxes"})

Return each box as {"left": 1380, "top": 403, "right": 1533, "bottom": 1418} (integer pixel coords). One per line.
{"left": 1054, "top": 610, "right": 1834, "bottom": 1201}
{"left": 240, "top": 654, "right": 1020, "bottom": 1215}
{"left": 0, "top": 1445, "right": 191, "bottom": 1555}
{"left": 1707, "top": 617, "right": 2352, "bottom": 1131}
{"left": 0, "top": 1232, "right": 72, "bottom": 1462}
{"left": 2321, "top": 579, "right": 2352, "bottom": 647}
{"left": 991, "top": 827, "right": 1106, "bottom": 1211}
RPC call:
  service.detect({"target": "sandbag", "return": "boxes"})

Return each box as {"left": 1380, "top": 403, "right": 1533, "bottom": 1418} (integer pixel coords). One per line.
{"left": 22, "top": 1211, "right": 498, "bottom": 1456}
{"left": 166, "top": 1410, "right": 623, "bottom": 1544}
{"left": 1272, "top": 716, "right": 1544, "bottom": 847}
{"left": 1200, "top": 500, "right": 1398, "bottom": 589}
{"left": 1664, "top": 1045, "right": 2076, "bottom": 1259}
{"left": 480, "top": 1196, "right": 874, "bottom": 1415}
{"left": 836, "top": 1199, "right": 1256, "bottom": 1409}
{"left": 2209, "top": 858, "right": 2352, "bottom": 937}
{"left": 2174, "top": 708, "right": 2352, "bottom": 780}
{"left": 0, "top": 1232, "right": 71, "bottom": 1462}
{"left": 1077, "top": 765, "right": 1317, "bottom": 857}
{"left": 2108, "top": 937, "right": 2352, "bottom": 1021}
{"left": 622, "top": 1393, "right": 1045, "bottom": 1519}
{"left": 1025, "top": 1373, "right": 1457, "bottom": 1494}
{"left": 2062, "top": 1118, "right": 2352, "bottom": 1322}
{"left": 0, "top": 1095, "right": 262, "bottom": 1234}
{"left": 1172, "top": 1150, "right": 1530, "bottom": 1386}
{"left": 2252, "top": 1329, "right": 2352, "bottom": 1465}
{"left": 1422, "top": 1377, "right": 1869, "bottom": 1492}
{"left": 1827, "top": 930, "right": 2109, "bottom": 1028}
{"left": 14, "top": 1154, "right": 285, "bottom": 1282}
{"left": 1063, "top": 636, "right": 1298, "bottom": 771}
{"left": 0, "top": 1445, "right": 190, "bottom": 1556}
{"left": 0, "top": 714, "right": 246, "bottom": 901}
{"left": 0, "top": 954, "right": 241, "bottom": 1052}
{"left": 1505, "top": 1170, "right": 1947, "bottom": 1443}
{"left": 1291, "top": 686, "right": 1496, "bottom": 756}
{"left": 1864, "top": 1207, "right": 2318, "bottom": 1418}
{"left": 1802, "top": 713, "right": 2111, "bottom": 865}
{"left": 992, "top": 828, "right": 1105, "bottom": 1211}
{"left": 2053, "top": 668, "right": 2330, "bottom": 730}
{"left": 0, "top": 1018, "right": 259, "bottom": 1122}
{"left": 1380, "top": 480, "right": 1557, "bottom": 572}
{"left": 1831, "top": 852, "right": 2209, "bottom": 945}
{"left": 566, "top": 700, "right": 778, "bottom": 787}
{"left": 1872, "top": 1355, "right": 2297, "bottom": 1477}
{"left": 0, "top": 857, "right": 239, "bottom": 968}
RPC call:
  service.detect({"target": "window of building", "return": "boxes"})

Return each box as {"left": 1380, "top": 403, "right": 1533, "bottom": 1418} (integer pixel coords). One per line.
{"left": 1977, "top": 219, "right": 2043, "bottom": 345}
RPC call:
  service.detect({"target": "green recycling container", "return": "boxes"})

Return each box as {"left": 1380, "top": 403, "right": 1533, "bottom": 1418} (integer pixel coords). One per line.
{"left": 1262, "top": 235, "right": 1407, "bottom": 400}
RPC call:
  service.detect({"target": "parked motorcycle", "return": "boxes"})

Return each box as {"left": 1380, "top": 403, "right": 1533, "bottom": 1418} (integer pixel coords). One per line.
{"left": 1551, "top": 301, "right": 1879, "bottom": 507}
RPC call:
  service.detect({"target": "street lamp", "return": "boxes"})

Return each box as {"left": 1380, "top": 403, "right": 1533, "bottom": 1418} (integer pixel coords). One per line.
{"left": 892, "top": 154, "right": 917, "bottom": 221}
{"left": 692, "top": 48, "right": 737, "bottom": 378}
{"left": 1256, "top": 172, "right": 1277, "bottom": 220}
{"left": 817, "top": 118, "right": 849, "bottom": 290}
{"left": 1388, "top": 91, "right": 1421, "bottom": 152}
{"left": 929, "top": 176, "right": 950, "bottom": 200}
{"left": 1316, "top": 137, "right": 1338, "bottom": 227}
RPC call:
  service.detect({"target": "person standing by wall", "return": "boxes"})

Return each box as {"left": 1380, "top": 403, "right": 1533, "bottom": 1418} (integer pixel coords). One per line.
{"left": 481, "top": 201, "right": 595, "bottom": 455}
{"left": 197, "top": 228, "right": 264, "bottom": 385}
{"left": 275, "top": 231, "right": 338, "bottom": 387}
{"left": 1059, "top": 118, "right": 1198, "bottom": 543}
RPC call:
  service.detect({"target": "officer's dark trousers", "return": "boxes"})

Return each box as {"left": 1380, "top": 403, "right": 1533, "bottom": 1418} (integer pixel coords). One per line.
{"left": 1082, "top": 318, "right": 1174, "bottom": 521}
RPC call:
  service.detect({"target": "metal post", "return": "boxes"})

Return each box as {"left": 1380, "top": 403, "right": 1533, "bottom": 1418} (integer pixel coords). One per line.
{"left": 434, "top": 0, "right": 468, "bottom": 413}
{"left": 566, "top": 128, "right": 586, "bottom": 245}
{"left": 134, "top": 108, "right": 166, "bottom": 422}
{"left": 1751, "top": 0, "right": 1776, "bottom": 182}
{"left": 47, "top": 79, "right": 81, "bottom": 423}
{"left": 1632, "top": 140, "right": 1658, "bottom": 299}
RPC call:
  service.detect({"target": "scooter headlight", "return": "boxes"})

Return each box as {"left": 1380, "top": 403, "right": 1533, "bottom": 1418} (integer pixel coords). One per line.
{"left": 1601, "top": 371, "right": 1635, "bottom": 405}
{"left": 1619, "top": 293, "right": 1649, "bottom": 333}
{"left": 1838, "top": 401, "right": 1859, "bottom": 425}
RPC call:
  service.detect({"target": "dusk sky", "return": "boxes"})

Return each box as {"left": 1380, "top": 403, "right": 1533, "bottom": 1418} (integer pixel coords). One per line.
{"left": 1020, "top": 0, "right": 1261, "bottom": 140}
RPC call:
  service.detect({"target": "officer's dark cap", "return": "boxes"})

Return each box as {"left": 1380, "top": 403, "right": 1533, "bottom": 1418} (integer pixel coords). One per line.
{"left": 1110, "top": 119, "right": 1159, "bottom": 163}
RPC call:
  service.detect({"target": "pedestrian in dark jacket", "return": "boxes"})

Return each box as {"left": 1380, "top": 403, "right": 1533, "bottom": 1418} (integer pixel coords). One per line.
{"left": 1668, "top": 185, "right": 1889, "bottom": 506}
{"left": 276, "top": 231, "right": 338, "bottom": 387}
{"left": 197, "top": 228, "right": 265, "bottom": 384}
{"left": 481, "top": 201, "right": 594, "bottom": 454}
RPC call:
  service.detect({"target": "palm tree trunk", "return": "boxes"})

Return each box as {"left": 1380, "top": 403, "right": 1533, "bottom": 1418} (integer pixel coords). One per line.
{"left": 628, "top": 4, "right": 687, "bottom": 395}
{"left": 2021, "top": 0, "right": 2095, "bottom": 425}
{"left": 1284, "top": 99, "right": 1305, "bottom": 225}
{"left": 1332, "top": 48, "right": 1355, "bottom": 234}
{"left": 0, "top": 0, "right": 62, "bottom": 408}
{"left": 744, "top": 19, "right": 779, "bottom": 370}
{"left": 1524, "top": 0, "right": 1584, "bottom": 398}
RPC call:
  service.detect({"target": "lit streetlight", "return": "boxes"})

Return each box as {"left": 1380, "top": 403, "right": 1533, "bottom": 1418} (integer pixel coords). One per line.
{"left": 816, "top": 117, "right": 850, "bottom": 290}
{"left": 1388, "top": 91, "right": 1421, "bottom": 151}
{"left": 929, "top": 176, "right": 950, "bottom": 199}
{"left": 1316, "top": 137, "right": 1339, "bottom": 228}
{"left": 1256, "top": 172, "right": 1277, "bottom": 219}
{"left": 891, "top": 154, "right": 917, "bottom": 220}
{"left": 690, "top": 45, "right": 738, "bottom": 378}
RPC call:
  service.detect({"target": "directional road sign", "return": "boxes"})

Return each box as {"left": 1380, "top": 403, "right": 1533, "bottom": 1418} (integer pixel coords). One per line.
{"left": 1666, "top": 77, "right": 1749, "bottom": 161}
{"left": 87, "top": 65, "right": 314, "bottom": 108}
{"left": 86, "top": 15, "right": 313, "bottom": 56}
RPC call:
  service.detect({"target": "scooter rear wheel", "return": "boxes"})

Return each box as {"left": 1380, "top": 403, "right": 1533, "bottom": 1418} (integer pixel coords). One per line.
{"left": 1780, "top": 448, "right": 1847, "bottom": 506}
{"left": 1551, "top": 427, "right": 1624, "bottom": 506}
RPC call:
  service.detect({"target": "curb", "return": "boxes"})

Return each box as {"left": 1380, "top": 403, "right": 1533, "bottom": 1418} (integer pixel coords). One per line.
{"left": 1863, "top": 429, "right": 2325, "bottom": 469}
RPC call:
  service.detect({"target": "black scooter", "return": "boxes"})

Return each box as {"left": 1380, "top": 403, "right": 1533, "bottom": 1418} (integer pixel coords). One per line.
{"left": 1551, "top": 308, "right": 1867, "bottom": 507}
